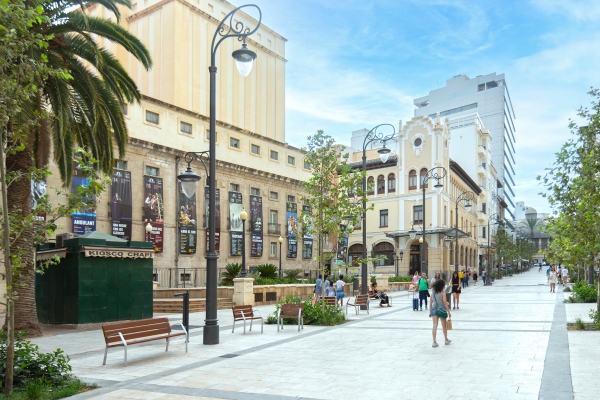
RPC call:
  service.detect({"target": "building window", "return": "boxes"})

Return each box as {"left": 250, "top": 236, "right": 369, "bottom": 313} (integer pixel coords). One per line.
{"left": 367, "top": 177, "right": 374, "bottom": 195}
{"left": 420, "top": 168, "right": 428, "bottom": 189}
{"left": 270, "top": 150, "right": 278, "bottom": 160}
{"left": 409, "top": 170, "right": 417, "bottom": 190}
{"left": 180, "top": 273, "right": 191, "bottom": 282}
{"left": 304, "top": 159, "right": 310, "bottom": 170}
{"left": 251, "top": 144, "right": 260, "bottom": 155}
{"left": 115, "top": 160, "right": 127, "bottom": 170}
{"left": 377, "top": 175, "right": 385, "bottom": 194}
{"left": 380, "top": 209, "right": 388, "bottom": 227}
{"left": 482, "top": 203, "right": 486, "bottom": 214}
{"left": 388, "top": 174, "right": 396, "bottom": 193}
{"left": 413, "top": 205, "right": 423, "bottom": 224}
{"left": 251, "top": 187, "right": 260, "bottom": 196}
{"left": 230, "top": 137, "right": 240, "bottom": 149}
{"left": 374, "top": 242, "right": 394, "bottom": 266}
{"left": 145, "top": 110, "right": 159, "bottom": 124}
{"left": 230, "top": 183, "right": 240, "bottom": 192}
{"left": 482, "top": 226, "right": 486, "bottom": 239}
{"left": 269, "top": 210, "right": 278, "bottom": 224}
{"left": 206, "top": 129, "right": 211, "bottom": 140}
{"left": 145, "top": 166, "right": 159, "bottom": 176}
{"left": 287, "top": 195, "right": 295, "bottom": 203}
{"left": 180, "top": 121, "right": 192, "bottom": 134}
{"left": 287, "top": 155, "right": 295, "bottom": 165}
{"left": 269, "top": 191, "right": 278, "bottom": 200}
{"left": 444, "top": 205, "right": 447, "bottom": 226}
{"left": 121, "top": 104, "right": 128, "bottom": 115}
{"left": 270, "top": 242, "right": 277, "bottom": 257}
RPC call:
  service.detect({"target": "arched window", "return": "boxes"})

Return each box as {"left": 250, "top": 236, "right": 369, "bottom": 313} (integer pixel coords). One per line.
{"left": 348, "top": 244, "right": 363, "bottom": 267}
{"left": 377, "top": 175, "right": 385, "bottom": 194}
{"left": 420, "top": 168, "right": 428, "bottom": 189}
{"left": 367, "top": 177, "right": 374, "bottom": 195}
{"left": 388, "top": 174, "right": 396, "bottom": 193}
{"left": 374, "top": 242, "right": 394, "bottom": 266}
{"left": 409, "top": 170, "right": 417, "bottom": 190}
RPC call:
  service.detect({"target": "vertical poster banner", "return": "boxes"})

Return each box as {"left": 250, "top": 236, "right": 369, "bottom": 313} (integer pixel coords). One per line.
{"left": 337, "top": 230, "right": 348, "bottom": 263}
{"left": 205, "top": 187, "right": 220, "bottom": 253}
{"left": 286, "top": 202, "right": 298, "bottom": 259}
{"left": 229, "top": 192, "right": 243, "bottom": 255}
{"left": 178, "top": 183, "right": 197, "bottom": 254}
{"left": 143, "top": 176, "right": 164, "bottom": 252}
{"left": 31, "top": 177, "right": 47, "bottom": 223}
{"left": 71, "top": 163, "right": 96, "bottom": 235}
{"left": 250, "top": 195, "right": 263, "bottom": 257}
{"left": 111, "top": 170, "right": 132, "bottom": 240}
{"left": 302, "top": 205, "right": 313, "bottom": 259}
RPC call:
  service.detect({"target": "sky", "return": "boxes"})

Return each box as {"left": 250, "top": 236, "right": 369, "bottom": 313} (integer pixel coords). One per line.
{"left": 244, "top": 0, "right": 600, "bottom": 215}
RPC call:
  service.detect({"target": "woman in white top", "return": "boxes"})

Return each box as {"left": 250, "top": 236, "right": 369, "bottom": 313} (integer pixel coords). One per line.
{"left": 548, "top": 266, "right": 557, "bottom": 293}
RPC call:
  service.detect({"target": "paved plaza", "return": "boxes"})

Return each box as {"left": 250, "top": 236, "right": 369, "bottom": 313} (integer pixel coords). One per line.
{"left": 30, "top": 269, "right": 598, "bottom": 399}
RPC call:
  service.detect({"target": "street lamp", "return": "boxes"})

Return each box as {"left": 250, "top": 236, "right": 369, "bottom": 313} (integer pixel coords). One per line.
{"left": 278, "top": 236, "right": 284, "bottom": 277}
{"left": 145, "top": 222, "right": 152, "bottom": 242}
{"left": 486, "top": 213, "right": 501, "bottom": 285}
{"left": 240, "top": 208, "right": 248, "bottom": 278}
{"left": 454, "top": 191, "right": 475, "bottom": 273}
{"left": 395, "top": 250, "right": 403, "bottom": 276}
{"left": 360, "top": 124, "right": 396, "bottom": 296}
{"left": 176, "top": 4, "right": 261, "bottom": 345}
{"left": 421, "top": 167, "right": 447, "bottom": 277}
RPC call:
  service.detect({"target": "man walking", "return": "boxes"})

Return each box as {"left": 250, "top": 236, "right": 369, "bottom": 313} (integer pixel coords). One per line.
{"left": 561, "top": 267, "right": 569, "bottom": 285}
{"left": 482, "top": 269, "right": 487, "bottom": 285}
{"left": 418, "top": 272, "right": 429, "bottom": 311}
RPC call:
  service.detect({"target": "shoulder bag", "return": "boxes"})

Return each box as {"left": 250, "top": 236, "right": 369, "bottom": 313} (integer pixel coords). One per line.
{"left": 434, "top": 294, "right": 448, "bottom": 319}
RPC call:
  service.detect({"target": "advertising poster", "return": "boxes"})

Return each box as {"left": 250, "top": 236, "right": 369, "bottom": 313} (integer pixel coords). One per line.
{"left": 337, "top": 235, "right": 348, "bottom": 262}
{"left": 143, "top": 176, "right": 164, "bottom": 252}
{"left": 31, "top": 178, "right": 47, "bottom": 222}
{"left": 179, "top": 182, "right": 197, "bottom": 254}
{"left": 286, "top": 202, "right": 298, "bottom": 259}
{"left": 302, "top": 205, "right": 313, "bottom": 259}
{"left": 205, "top": 187, "right": 220, "bottom": 253}
{"left": 111, "top": 170, "right": 132, "bottom": 240}
{"left": 229, "top": 192, "right": 243, "bottom": 256}
{"left": 250, "top": 195, "right": 263, "bottom": 257}
{"left": 71, "top": 163, "right": 96, "bottom": 236}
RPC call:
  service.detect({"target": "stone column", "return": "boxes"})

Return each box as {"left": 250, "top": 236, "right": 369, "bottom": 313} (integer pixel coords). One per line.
{"left": 232, "top": 278, "right": 254, "bottom": 306}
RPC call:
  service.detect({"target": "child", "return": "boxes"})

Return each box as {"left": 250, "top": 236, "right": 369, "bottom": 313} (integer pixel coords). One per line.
{"left": 326, "top": 279, "right": 335, "bottom": 297}
{"left": 335, "top": 275, "right": 345, "bottom": 306}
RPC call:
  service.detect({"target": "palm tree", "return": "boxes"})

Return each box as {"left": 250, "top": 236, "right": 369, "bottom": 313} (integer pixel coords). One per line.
{"left": 7, "top": 0, "right": 151, "bottom": 335}
{"left": 522, "top": 218, "right": 543, "bottom": 240}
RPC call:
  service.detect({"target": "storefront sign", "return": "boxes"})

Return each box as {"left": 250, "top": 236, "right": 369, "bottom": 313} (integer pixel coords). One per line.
{"left": 84, "top": 249, "right": 154, "bottom": 259}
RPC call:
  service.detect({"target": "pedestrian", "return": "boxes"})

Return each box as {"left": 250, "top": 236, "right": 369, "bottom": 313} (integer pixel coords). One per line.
{"left": 429, "top": 278, "right": 451, "bottom": 347}
{"left": 451, "top": 271, "right": 461, "bottom": 309}
{"left": 324, "top": 274, "right": 330, "bottom": 293}
{"left": 412, "top": 270, "right": 419, "bottom": 285}
{"left": 372, "top": 282, "right": 391, "bottom": 307}
{"left": 335, "top": 275, "right": 345, "bottom": 306}
{"left": 418, "top": 272, "right": 429, "bottom": 311}
{"left": 548, "top": 267, "right": 557, "bottom": 293}
{"left": 473, "top": 270, "right": 478, "bottom": 285}
{"left": 459, "top": 270, "right": 465, "bottom": 288}
{"left": 466, "top": 269, "right": 471, "bottom": 287}
{"left": 313, "top": 274, "right": 322, "bottom": 304}
{"left": 561, "top": 267, "right": 569, "bottom": 285}
{"left": 482, "top": 269, "right": 487, "bottom": 285}
{"left": 546, "top": 266, "right": 551, "bottom": 282}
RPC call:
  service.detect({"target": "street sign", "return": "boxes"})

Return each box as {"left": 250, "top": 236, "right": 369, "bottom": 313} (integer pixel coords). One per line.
{"left": 336, "top": 259, "right": 344, "bottom": 265}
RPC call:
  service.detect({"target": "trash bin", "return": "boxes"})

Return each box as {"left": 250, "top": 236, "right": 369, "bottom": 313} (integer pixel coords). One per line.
{"left": 353, "top": 279, "right": 359, "bottom": 291}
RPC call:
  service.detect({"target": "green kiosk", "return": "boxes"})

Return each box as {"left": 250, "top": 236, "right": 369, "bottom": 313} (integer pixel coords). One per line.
{"left": 36, "top": 231, "right": 154, "bottom": 325}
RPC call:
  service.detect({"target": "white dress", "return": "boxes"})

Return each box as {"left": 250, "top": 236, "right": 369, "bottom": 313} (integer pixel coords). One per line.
{"left": 549, "top": 271, "right": 557, "bottom": 284}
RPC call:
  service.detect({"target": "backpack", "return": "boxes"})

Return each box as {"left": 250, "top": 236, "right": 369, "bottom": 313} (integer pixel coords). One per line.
{"left": 458, "top": 271, "right": 464, "bottom": 279}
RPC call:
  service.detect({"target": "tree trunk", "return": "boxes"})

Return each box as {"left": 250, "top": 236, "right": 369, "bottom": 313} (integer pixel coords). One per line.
{"left": 5, "top": 144, "right": 42, "bottom": 337}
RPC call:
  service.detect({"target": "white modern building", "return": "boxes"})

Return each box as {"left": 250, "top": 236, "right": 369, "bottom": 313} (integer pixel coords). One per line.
{"left": 413, "top": 73, "right": 517, "bottom": 219}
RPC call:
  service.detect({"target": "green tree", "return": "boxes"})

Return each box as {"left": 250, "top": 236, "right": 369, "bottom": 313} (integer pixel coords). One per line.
{"left": 6, "top": 0, "right": 151, "bottom": 336}
{"left": 492, "top": 226, "right": 515, "bottom": 277}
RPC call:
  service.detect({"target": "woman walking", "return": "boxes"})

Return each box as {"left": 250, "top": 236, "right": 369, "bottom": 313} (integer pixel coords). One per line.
{"left": 451, "top": 272, "right": 461, "bottom": 309}
{"left": 473, "top": 271, "right": 478, "bottom": 285}
{"left": 429, "top": 279, "right": 452, "bottom": 347}
{"left": 549, "top": 266, "right": 557, "bottom": 293}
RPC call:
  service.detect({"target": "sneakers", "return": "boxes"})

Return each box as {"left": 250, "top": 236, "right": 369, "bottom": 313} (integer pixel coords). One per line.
{"left": 445, "top": 339, "right": 452, "bottom": 345}
{"left": 420, "top": 307, "right": 423, "bottom": 311}
{"left": 425, "top": 305, "right": 428, "bottom": 310}
{"left": 432, "top": 342, "right": 439, "bottom": 347}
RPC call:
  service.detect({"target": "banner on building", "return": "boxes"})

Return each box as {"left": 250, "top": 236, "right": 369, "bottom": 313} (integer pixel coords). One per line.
{"left": 250, "top": 195, "right": 263, "bottom": 257}
{"left": 286, "top": 202, "right": 298, "bottom": 259}
{"left": 337, "top": 234, "right": 348, "bottom": 263}
{"left": 31, "top": 178, "right": 47, "bottom": 223}
{"left": 229, "top": 192, "right": 243, "bottom": 256}
{"left": 143, "top": 176, "right": 164, "bottom": 252}
{"left": 179, "top": 182, "right": 197, "bottom": 254}
{"left": 71, "top": 163, "right": 96, "bottom": 236}
{"left": 111, "top": 170, "right": 132, "bottom": 240}
{"left": 302, "top": 205, "right": 313, "bottom": 259}
{"left": 205, "top": 187, "right": 220, "bottom": 253}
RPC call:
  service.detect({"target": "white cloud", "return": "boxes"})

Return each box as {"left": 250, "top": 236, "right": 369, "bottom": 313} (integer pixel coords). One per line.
{"left": 530, "top": 0, "right": 600, "bottom": 22}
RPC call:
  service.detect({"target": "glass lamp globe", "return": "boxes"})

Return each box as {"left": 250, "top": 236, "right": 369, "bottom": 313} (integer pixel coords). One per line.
{"left": 378, "top": 146, "right": 391, "bottom": 163}
{"left": 177, "top": 166, "right": 201, "bottom": 198}
{"left": 232, "top": 44, "right": 257, "bottom": 77}
{"left": 434, "top": 183, "right": 443, "bottom": 195}
{"left": 240, "top": 208, "right": 248, "bottom": 221}
{"left": 465, "top": 203, "right": 472, "bottom": 212}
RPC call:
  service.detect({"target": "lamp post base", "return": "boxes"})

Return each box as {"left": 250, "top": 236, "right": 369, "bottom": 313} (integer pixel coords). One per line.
{"left": 203, "top": 324, "right": 220, "bottom": 345}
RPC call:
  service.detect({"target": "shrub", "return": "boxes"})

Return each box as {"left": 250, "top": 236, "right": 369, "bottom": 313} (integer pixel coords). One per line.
{"left": 388, "top": 276, "right": 412, "bottom": 282}
{"left": 283, "top": 269, "right": 303, "bottom": 280}
{"left": 0, "top": 331, "right": 72, "bottom": 387}
{"left": 571, "top": 281, "right": 598, "bottom": 303}
{"left": 574, "top": 318, "right": 586, "bottom": 330}
{"left": 255, "top": 264, "right": 278, "bottom": 279}
{"left": 590, "top": 309, "right": 600, "bottom": 328}
{"left": 265, "top": 295, "right": 346, "bottom": 326}
{"left": 220, "top": 263, "right": 242, "bottom": 286}
{"left": 254, "top": 277, "right": 316, "bottom": 285}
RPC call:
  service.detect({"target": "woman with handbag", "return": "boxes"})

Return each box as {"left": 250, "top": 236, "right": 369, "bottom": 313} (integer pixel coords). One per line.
{"left": 429, "top": 279, "right": 451, "bottom": 347}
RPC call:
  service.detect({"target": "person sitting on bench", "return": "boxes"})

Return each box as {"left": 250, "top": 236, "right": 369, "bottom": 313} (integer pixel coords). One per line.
{"left": 372, "top": 283, "right": 391, "bottom": 307}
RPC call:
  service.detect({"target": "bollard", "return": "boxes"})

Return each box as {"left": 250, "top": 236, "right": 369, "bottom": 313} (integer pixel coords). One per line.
{"left": 174, "top": 290, "right": 190, "bottom": 342}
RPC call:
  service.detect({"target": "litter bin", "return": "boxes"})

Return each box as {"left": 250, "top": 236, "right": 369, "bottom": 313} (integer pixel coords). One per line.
{"left": 353, "top": 279, "right": 359, "bottom": 291}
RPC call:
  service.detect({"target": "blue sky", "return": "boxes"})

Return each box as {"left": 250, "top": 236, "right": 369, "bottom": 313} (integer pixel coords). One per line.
{"left": 247, "top": 0, "right": 600, "bottom": 214}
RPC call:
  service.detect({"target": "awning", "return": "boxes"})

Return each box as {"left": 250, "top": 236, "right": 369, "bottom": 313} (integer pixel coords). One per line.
{"left": 386, "top": 228, "right": 471, "bottom": 239}
{"left": 36, "top": 248, "right": 68, "bottom": 261}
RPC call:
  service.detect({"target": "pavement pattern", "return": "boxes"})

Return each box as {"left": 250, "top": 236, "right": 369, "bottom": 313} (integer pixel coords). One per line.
{"left": 30, "top": 269, "right": 599, "bottom": 399}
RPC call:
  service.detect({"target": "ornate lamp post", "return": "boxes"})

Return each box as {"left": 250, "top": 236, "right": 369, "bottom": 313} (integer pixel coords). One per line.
{"left": 394, "top": 251, "right": 404, "bottom": 276}
{"left": 420, "top": 167, "right": 447, "bottom": 276}
{"left": 486, "top": 213, "right": 501, "bottom": 285}
{"left": 454, "top": 191, "right": 475, "bottom": 273}
{"left": 360, "top": 124, "right": 396, "bottom": 296}
{"left": 240, "top": 208, "right": 248, "bottom": 278}
{"left": 177, "top": 4, "right": 261, "bottom": 345}
{"left": 278, "top": 236, "right": 284, "bottom": 277}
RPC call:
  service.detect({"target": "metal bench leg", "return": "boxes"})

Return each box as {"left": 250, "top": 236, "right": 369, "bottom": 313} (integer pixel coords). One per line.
{"left": 232, "top": 320, "right": 236, "bottom": 333}
{"left": 118, "top": 332, "right": 128, "bottom": 367}
{"left": 103, "top": 347, "right": 108, "bottom": 365}
{"left": 166, "top": 337, "right": 170, "bottom": 352}
{"left": 250, "top": 318, "right": 253, "bottom": 332}
{"left": 180, "top": 323, "right": 189, "bottom": 353}
{"left": 260, "top": 318, "right": 263, "bottom": 334}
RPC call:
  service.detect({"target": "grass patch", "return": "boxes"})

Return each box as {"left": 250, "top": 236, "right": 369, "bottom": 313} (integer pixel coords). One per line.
{"left": 0, "top": 378, "right": 95, "bottom": 399}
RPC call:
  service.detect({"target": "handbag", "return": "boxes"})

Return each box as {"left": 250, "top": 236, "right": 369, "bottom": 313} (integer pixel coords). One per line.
{"left": 434, "top": 295, "right": 448, "bottom": 318}
{"left": 447, "top": 318, "right": 453, "bottom": 330}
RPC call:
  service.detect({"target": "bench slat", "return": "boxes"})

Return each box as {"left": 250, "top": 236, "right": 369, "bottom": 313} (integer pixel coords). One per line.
{"left": 104, "top": 324, "right": 171, "bottom": 337}
{"left": 106, "top": 332, "right": 186, "bottom": 347}
{"left": 105, "top": 327, "right": 172, "bottom": 344}
{"left": 102, "top": 318, "right": 169, "bottom": 333}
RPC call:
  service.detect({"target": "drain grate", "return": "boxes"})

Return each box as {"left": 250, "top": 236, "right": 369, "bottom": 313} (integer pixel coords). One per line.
{"left": 220, "top": 354, "right": 240, "bottom": 359}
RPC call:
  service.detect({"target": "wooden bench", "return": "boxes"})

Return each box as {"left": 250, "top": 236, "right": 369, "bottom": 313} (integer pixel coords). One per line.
{"left": 346, "top": 294, "right": 369, "bottom": 315}
{"left": 102, "top": 318, "right": 187, "bottom": 367}
{"left": 277, "top": 304, "right": 304, "bottom": 332}
{"left": 323, "top": 296, "right": 337, "bottom": 305}
{"left": 232, "top": 305, "right": 263, "bottom": 335}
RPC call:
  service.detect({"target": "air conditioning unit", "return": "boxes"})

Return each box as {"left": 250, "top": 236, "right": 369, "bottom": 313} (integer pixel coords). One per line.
{"left": 56, "top": 233, "right": 76, "bottom": 248}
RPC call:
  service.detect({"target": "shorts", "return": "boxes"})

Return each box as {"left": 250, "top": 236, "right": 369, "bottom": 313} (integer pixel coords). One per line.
{"left": 336, "top": 289, "right": 345, "bottom": 300}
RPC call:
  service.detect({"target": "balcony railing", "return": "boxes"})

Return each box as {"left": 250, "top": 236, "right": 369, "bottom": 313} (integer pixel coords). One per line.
{"left": 268, "top": 223, "right": 281, "bottom": 235}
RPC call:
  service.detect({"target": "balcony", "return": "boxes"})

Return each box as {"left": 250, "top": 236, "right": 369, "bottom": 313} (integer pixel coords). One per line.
{"left": 478, "top": 145, "right": 487, "bottom": 156}
{"left": 268, "top": 223, "right": 281, "bottom": 235}
{"left": 478, "top": 164, "right": 486, "bottom": 176}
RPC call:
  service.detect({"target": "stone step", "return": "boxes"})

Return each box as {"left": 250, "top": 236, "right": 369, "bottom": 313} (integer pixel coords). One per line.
{"left": 153, "top": 298, "right": 234, "bottom": 313}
